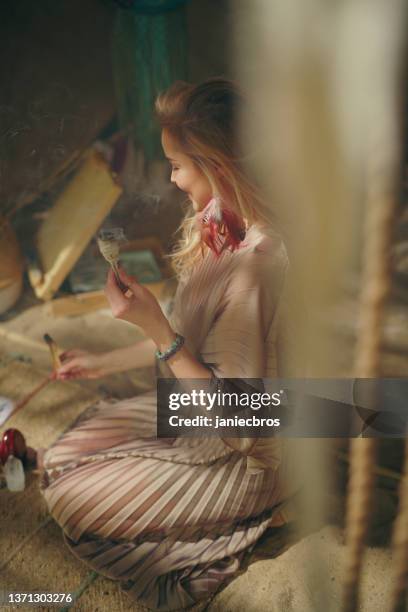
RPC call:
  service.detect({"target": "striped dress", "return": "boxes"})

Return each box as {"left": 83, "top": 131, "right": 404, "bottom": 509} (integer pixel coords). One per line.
{"left": 39, "top": 223, "right": 299, "bottom": 610}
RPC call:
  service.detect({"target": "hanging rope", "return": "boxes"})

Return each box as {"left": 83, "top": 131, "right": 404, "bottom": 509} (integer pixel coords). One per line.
{"left": 341, "top": 438, "right": 378, "bottom": 612}
{"left": 388, "top": 439, "right": 408, "bottom": 612}
{"left": 341, "top": 133, "right": 400, "bottom": 610}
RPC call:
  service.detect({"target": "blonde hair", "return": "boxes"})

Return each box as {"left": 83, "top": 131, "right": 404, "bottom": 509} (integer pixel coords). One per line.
{"left": 155, "top": 78, "right": 273, "bottom": 279}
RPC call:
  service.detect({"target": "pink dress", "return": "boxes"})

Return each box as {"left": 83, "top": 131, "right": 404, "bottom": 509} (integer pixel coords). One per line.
{"left": 39, "top": 222, "right": 298, "bottom": 610}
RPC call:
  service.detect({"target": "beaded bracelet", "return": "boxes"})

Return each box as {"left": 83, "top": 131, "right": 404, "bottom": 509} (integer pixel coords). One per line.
{"left": 155, "top": 333, "right": 185, "bottom": 361}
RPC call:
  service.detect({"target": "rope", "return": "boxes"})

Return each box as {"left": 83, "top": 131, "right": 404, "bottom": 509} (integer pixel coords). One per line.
{"left": 388, "top": 440, "right": 408, "bottom": 611}
{"left": 0, "top": 515, "right": 53, "bottom": 572}
{"left": 58, "top": 571, "right": 100, "bottom": 612}
{"left": 341, "top": 438, "right": 378, "bottom": 612}
{"left": 341, "top": 134, "right": 399, "bottom": 610}
{"left": 336, "top": 450, "right": 402, "bottom": 482}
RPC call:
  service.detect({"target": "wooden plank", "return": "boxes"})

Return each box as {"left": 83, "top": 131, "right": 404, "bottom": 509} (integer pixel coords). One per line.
{"left": 0, "top": 327, "right": 48, "bottom": 352}
{"left": 32, "top": 149, "right": 122, "bottom": 301}
{"left": 45, "top": 291, "right": 108, "bottom": 317}
{"left": 46, "top": 281, "right": 166, "bottom": 318}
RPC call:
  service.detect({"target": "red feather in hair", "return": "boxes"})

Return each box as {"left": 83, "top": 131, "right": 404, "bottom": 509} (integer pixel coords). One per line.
{"left": 196, "top": 197, "right": 246, "bottom": 257}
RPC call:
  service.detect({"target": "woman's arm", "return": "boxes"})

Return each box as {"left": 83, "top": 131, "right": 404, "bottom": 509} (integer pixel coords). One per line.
{"left": 99, "top": 337, "right": 157, "bottom": 373}
{"left": 149, "top": 320, "right": 212, "bottom": 379}
{"left": 104, "top": 266, "right": 269, "bottom": 461}
{"left": 104, "top": 267, "right": 213, "bottom": 380}
{"left": 56, "top": 337, "right": 157, "bottom": 380}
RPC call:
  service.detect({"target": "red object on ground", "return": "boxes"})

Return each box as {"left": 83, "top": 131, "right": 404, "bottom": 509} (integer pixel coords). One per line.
{"left": 0, "top": 428, "right": 27, "bottom": 466}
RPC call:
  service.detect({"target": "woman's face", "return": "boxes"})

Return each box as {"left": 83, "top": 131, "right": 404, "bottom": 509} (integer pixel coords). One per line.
{"left": 161, "top": 129, "right": 212, "bottom": 211}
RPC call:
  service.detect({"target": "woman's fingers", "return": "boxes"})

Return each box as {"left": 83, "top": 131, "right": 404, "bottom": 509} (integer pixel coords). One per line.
{"left": 59, "top": 349, "right": 85, "bottom": 362}
{"left": 105, "top": 269, "right": 136, "bottom": 317}
{"left": 106, "top": 266, "right": 140, "bottom": 299}
{"left": 60, "top": 371, "right": 81, "bottom": 380}
{"left": 105, "top": 268, "right": 127, "bottom": 300}
{"left": 54, "top": 351, "right": 103, "bottom": 380}
{"left": 116, "top": 265, "right": 141, "bottom": 298}
{"left": 117, "top": 264, "right": 138, "bottom": 287}
{"left": 58, "top": 365, "right": 87, "bottom": 380}
{"left": 57, "top": 358, "right": 84, "bottom": 376}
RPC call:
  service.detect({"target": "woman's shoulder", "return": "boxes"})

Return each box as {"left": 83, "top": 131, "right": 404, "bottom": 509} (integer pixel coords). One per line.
{"left": 238, "top": 223, "right": 289, "bottom": 273}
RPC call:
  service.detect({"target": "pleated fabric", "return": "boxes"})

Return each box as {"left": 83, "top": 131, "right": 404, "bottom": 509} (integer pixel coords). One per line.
{"left": 39, "top": 223, "right": 298, "bottom": 610}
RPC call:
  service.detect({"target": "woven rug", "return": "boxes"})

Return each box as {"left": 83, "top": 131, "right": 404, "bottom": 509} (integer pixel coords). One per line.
{"left": 0, "top": 359, "right": 153, "bottom": 612}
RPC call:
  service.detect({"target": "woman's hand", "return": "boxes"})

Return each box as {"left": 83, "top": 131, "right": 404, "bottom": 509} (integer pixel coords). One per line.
{"left": 104, "top": 266, "right": 171, "bottom": 343}
{"left": 56, "top": 349, "right": 107, "bottom": 380}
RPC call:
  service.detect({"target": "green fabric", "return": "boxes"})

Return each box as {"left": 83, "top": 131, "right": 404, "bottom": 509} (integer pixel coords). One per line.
{"left": 113, "top": 0, "right": 187, "bottom": 14}
{"left": 112, "top": 1, "right": 189, "bottom": 162}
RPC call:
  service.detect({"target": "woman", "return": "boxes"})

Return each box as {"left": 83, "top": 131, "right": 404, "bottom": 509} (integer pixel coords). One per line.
{"left": 37, "top": 78, "right": 298, "bottom": 610}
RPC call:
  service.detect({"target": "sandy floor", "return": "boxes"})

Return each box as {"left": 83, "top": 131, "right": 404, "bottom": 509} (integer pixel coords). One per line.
{"left": 211, "top": 525, "right": 396, "bottom": 612}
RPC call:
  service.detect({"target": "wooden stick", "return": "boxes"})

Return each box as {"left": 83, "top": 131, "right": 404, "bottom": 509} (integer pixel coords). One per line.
{"left": 4, "top": 375, "right": 53, "bottom": 424}
{"left": 1, "top": 333, "right": 60, "bottom": 424}
{"left": 14, "top": 375, "right": 53, "bottom": 411}
{"left": 0, "top": 328, "right": 48, "bottom": 352}
{"left": 43, "top": 333, "right": 62, "bottom": 370}
{"left": 335, "top": 450, "right": 402, "bottom": 482}
{"left": 110, "top": 261, "right": 128, "bottom": 292}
